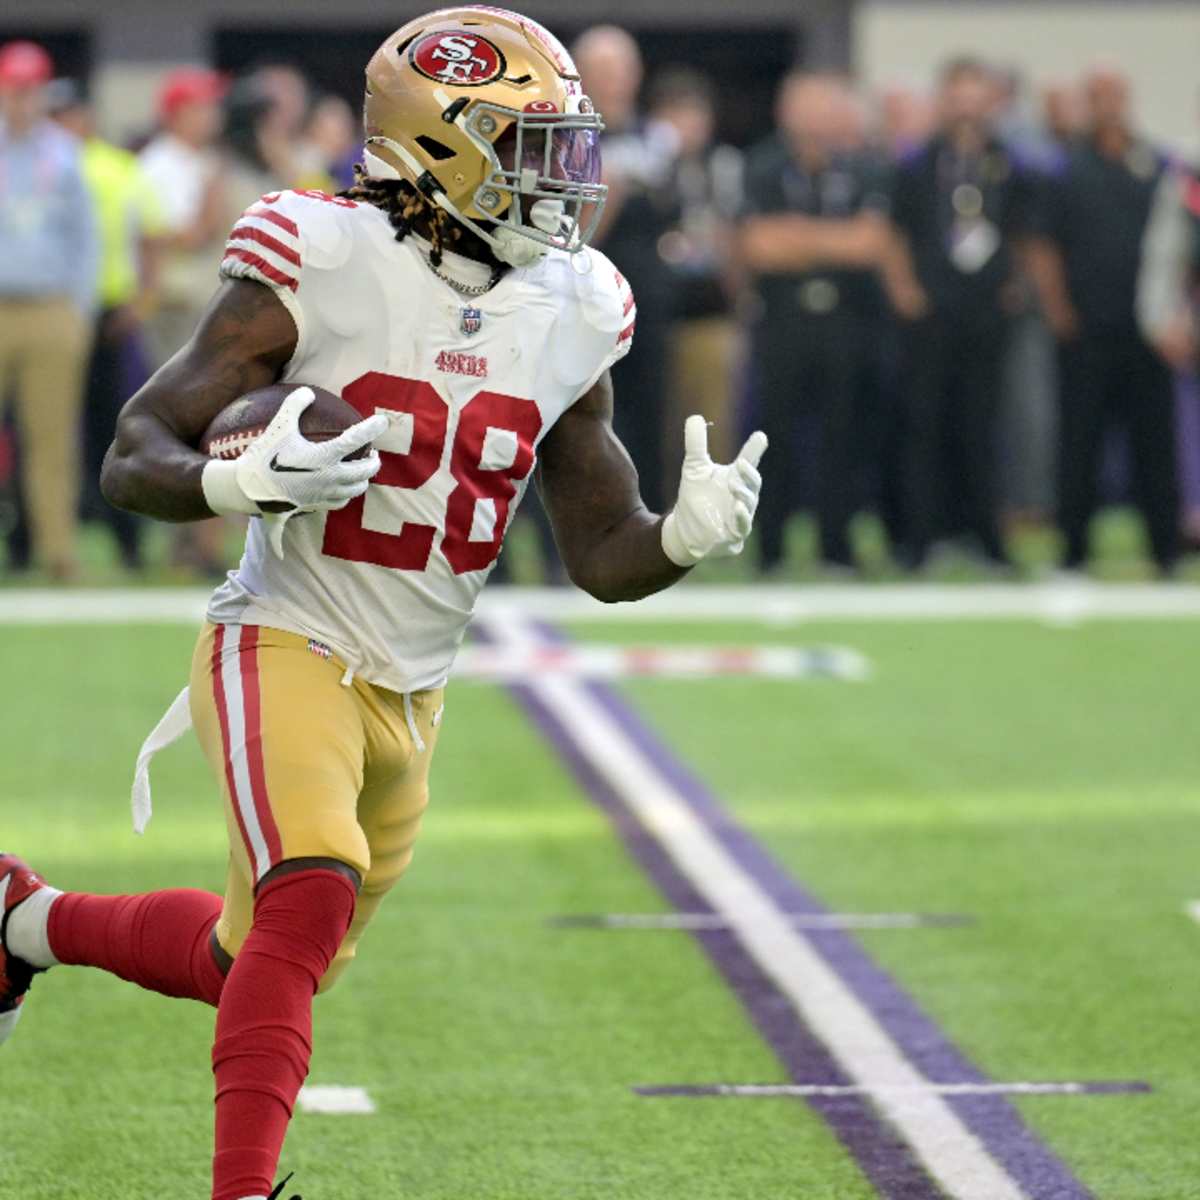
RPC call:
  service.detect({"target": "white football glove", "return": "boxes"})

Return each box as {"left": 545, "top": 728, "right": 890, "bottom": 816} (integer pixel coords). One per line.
{"left": 661, "top": 416, "right": 768, "bottom": 567}
{"left": 202, "top": 386, "right": 387, "bottom": 556}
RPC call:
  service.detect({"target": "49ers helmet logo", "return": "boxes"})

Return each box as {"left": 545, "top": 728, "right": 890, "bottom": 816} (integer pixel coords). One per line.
{"left": 410, "top": 32, "right": 506, "bottom": 86}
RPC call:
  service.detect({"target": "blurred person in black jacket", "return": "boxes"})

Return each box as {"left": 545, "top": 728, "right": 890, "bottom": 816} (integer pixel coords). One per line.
{"left": 740, "top": 72, "right": 890, "bottom": 576}
{"left": 574, "top": 25, "right": 680, "bottom": 512}
{"left": 886, "top": 57, "right": 1039, "bottom": 571}
{"left": 649, "top": 68, "right": 743, "bottom": 469}
{"left": 1027, "top": 66, "right": 1180, "bottom": 574}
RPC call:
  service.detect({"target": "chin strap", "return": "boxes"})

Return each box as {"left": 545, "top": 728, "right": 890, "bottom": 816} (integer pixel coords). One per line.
{"left": 490, "top": 199, "right": 564, "bottom": 266}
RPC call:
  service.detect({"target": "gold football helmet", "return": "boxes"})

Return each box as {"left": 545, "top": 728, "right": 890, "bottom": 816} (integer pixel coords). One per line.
{"left": 362, "top": 7, "right": 606, "bottom": 267}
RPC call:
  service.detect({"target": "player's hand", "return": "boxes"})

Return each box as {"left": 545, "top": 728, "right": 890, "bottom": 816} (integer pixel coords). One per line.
{"left": 661, "top": 417, "right": 768, "bottom": 567}
{"left": 234, "top": 386, "right": 387, "bottom": 514}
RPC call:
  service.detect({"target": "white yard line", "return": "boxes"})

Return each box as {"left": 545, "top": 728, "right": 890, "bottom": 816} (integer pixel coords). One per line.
{"left": 489, "top": 616, "right": 1027, "bottom": 1200}
{"left": 296, "top": 1085, "right": 376, "bottom": 1114}
{"left": 1184, "top": 901, "right": 1200, "bottom": 924}
{"left": 2, "top": 582, "right": 1200, "bottom": 626}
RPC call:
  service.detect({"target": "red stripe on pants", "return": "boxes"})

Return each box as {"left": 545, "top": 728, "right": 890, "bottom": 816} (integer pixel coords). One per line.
{"left": 212, "top": 625, "right": 257, "bottom": 874}
{"left": 237, "top": 626, "right": 283, "bottom": 867}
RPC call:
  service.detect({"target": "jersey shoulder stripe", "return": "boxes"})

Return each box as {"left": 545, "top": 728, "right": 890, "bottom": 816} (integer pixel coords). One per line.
{"left": 224, "top": 247, "right": 298, "bottom": 293}
{"left": 608, "top": 263, "right": 637, "bottom": 359}
{"left": 219, "top": 189, "right": 359, "bottom": 299}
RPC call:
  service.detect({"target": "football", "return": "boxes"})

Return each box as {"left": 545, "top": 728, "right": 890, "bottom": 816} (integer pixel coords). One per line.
{"left": 199, "top": 383, "right": 369, "bottom": 513}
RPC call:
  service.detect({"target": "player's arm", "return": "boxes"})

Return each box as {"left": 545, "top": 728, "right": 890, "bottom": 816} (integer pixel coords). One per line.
{"left": 101, "top": 279, "right": 293, "bottom": 520}
{"left": 537, "top": 371, "right": 767, "bottom": 603}
{"left": 101, "top": 279, "right": 384, "bottom": 523}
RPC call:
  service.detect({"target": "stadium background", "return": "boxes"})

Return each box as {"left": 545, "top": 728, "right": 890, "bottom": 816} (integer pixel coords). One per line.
{"left": 2, "top": 4, "right": 1200, "bottom": 1200}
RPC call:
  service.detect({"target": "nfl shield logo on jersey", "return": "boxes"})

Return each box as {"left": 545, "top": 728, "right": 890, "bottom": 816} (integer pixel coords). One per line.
{"left": 460, "top": 306, "right": 482, "bottom": 336}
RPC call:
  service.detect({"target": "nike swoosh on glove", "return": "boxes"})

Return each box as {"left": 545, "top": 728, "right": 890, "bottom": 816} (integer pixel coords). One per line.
{"left": 202, "top": 386, "right": 388, "bottom": 556}
{"left": 661, "top": 416, "right": 768, "bottom": 567}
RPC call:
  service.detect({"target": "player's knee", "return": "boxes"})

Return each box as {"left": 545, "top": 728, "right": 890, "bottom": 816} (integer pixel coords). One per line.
{"left": 252, "top": 860, "right": 359, "bottom": 976}
{"left": 258, "top": 855, "right": 363, "bottom": 895}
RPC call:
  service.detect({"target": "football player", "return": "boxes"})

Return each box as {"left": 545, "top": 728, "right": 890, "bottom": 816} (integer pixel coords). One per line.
{"left": 0, "top": 9, "right": 766, "bottom": 1200}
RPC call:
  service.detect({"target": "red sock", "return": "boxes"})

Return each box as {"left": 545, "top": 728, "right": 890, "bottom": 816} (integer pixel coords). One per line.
{"left": 48, "top": 889, "right": 227, "bottom": 1006}
{"left": 211, "top": 869, "right": 356, "bottom": 1200}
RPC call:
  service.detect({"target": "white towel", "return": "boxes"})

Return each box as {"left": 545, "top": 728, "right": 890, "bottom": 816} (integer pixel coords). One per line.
{"left": 131, "top": 686, "right": 194, "bottom": 834}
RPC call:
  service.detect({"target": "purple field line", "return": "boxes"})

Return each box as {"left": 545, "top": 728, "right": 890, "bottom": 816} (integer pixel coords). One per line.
{"left": 509, "top": 617, "right": 1100, "bottom": 1200}
{"left": 507, "top": 677, "right": 940, "bottom": 1199}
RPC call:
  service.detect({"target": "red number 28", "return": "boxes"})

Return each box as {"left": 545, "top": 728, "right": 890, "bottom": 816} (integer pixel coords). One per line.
{"left": 321, "top": 371, "right": 542, "bottom": 575}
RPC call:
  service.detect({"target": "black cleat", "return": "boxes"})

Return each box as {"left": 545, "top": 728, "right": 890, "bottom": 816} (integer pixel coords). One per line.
{"left": 267, "top": 1173, "right": 301, "bottom": 1200}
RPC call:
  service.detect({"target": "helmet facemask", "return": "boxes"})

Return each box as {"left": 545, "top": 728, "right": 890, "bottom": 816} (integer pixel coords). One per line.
{"left": 457, "top": 101, "right": 606, "bottom": 264}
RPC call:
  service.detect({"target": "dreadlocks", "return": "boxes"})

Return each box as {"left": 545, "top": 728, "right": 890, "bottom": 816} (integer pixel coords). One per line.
{"left": 339, "top": 165, "right": 461, "bottom": 267}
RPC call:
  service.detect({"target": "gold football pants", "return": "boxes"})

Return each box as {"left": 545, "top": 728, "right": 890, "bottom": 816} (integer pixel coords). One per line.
{"left": 189, "top": 623, "right": 444, "bottom": 991}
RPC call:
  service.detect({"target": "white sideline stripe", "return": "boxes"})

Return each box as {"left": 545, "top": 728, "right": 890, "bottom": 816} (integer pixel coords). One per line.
{"left": 2, "top": 583, "right": 1200, "bottom": 626}
{"left": 581, "top": 912, "right": 954, "bottom": 930}
{"left": 1184, "top": 901, "right": 1200, "bottom": 924}
{"left": 489, "top": 617, "right": 1026, "bottom": 1200}
{"left": 453, "top": 643, "right": 870, "bottom": 681}
{"left": 297, "top": 1085, "right": 376, "bottom": 1115}
{"left": 659, "top": 1082, "right": 1108, "bottom": 1098}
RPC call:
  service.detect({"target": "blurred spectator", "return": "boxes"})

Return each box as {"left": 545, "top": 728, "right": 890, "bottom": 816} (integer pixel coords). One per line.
{"left": 649, "top": 68, "right": 742, "bottom": 467}
{"left": 1029, "top": 67, "right": 1180, "bottom": 573}
{"left": 250, "top": 61, "right": 329, "bottom": 190}
{"left": 1137, "top": 113, "right": 1200, "bottom": 552}
{"left": 990, "top": 67, "right": 1059, "bottom": 530}
{"left": 741, "top": 72, "right": 890, "bottom": 574}
{"left": 139, "top": 68, "right": 227, "bottom": 367}
{"left": 139, "top": 67, "right": 229, "bottom": 576}
{"left": 575, "top": 25, "right": 680, "bottom": 512}
{"left": 0, "top": 41, "right": 97, "bottom": 580}
{"left": 878, "top": 84, "right": 935, "bottom": 158}
{"left": 1137, "top": 158, "right": 1200, "bottom": 372}
{"left": 220, "top": 75, "right": 285, "bottom": 216}
{"left": 886, "top": 56, "right": 1039, "bottom": 570}
{"left": 306, "top": 94, "right": 359, "bottom": 192}
{"left": 1042, "top": 82, "right": 1084, "bottom": 149}
{"left": 47, "top": 78, "right": 165, "bottom": 572}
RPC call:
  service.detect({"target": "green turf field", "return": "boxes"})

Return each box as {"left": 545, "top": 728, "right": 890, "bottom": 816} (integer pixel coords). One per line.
{"left": 2, "top": 609, "right": 1198, "bottom": 1198}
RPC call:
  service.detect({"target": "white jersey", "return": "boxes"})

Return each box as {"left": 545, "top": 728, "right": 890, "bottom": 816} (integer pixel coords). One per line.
{"left": 208, "top": 189, "right": 636, "bottom": 693}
